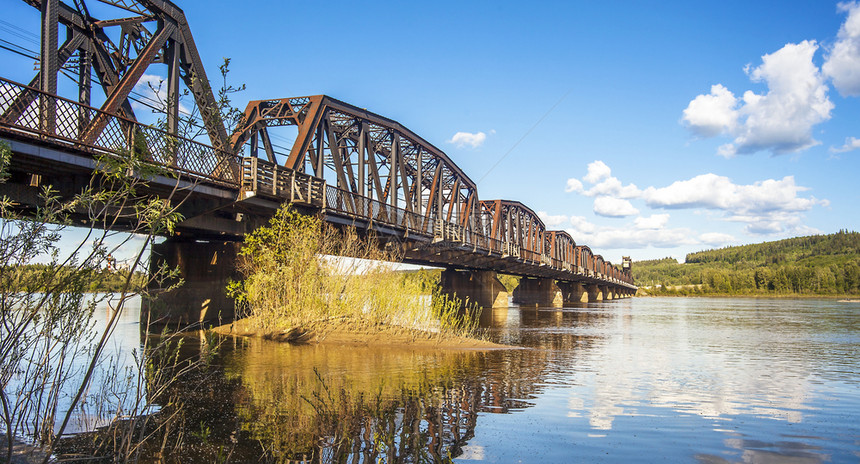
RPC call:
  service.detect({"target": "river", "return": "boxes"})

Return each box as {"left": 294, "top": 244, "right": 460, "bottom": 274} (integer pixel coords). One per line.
{"left": 70, "top": 297, "right": 860, "bottom": 462}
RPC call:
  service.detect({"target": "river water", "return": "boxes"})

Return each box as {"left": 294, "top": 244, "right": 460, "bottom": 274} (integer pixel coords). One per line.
{"left": 141, "top": 296, "right": 856, "bottom": 463}
{"left": 75, "top": 297, "right": 860, "bottom": 462}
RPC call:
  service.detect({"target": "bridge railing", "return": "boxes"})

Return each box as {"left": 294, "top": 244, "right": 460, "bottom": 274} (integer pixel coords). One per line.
{"left": 324, "top": 186, "right": 435, "bottom": 236}
{"left": 0, "top": 77, "right": 240, "bottom": 186}
{"left": 242, "top": 157, "right": 325, "bottom": 206}
{"left": 321, "top": 184, "right": 635, "bottom": 285}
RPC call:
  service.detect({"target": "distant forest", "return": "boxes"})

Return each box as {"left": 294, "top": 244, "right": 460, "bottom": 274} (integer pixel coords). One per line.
{"left": 1, "top": 264, "right": 146, "bottom": 293}
{"left": 634, "top": 230, "right": 860, "bottom": 296}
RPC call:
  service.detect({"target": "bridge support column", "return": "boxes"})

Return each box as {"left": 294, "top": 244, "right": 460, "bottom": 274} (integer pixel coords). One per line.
{"left": 440, "top": 269, "right": 508, "bottom": 309}
{"left": 556, "top": 281, "right": 588, "bottom": 304}
{"left": 602, "top": 286, "right": 613, "bottom": 300}
{"left": 585, "top": 284, "right": 602, "bottom": 302}
{"left": 142, "top": 238, "right": 241, "bottom": 327}
{"left": 512, "top": 277, "right": 557, "bottom": 306}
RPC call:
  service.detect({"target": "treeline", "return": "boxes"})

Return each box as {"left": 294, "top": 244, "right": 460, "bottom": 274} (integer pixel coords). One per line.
{"left": 0, "top": 264, "right": 147, "bottom": 293}
{"left": 635, "top": 230, "right": 860, "bottom": 296}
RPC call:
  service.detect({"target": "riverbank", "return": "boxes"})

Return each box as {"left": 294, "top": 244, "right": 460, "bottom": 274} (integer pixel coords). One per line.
{"left": 637, "top": 290, "right": 860, "bottom": 299}
{"left": 211, "top": 316, "right": 512, "bottom": 350}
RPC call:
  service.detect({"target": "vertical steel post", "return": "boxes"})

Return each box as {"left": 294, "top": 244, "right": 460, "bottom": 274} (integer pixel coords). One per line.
{"left": 77, "top": 42, "right": 91, "bottom": 137}
{"left": 165, "top": 35, "right": 180, "bottom": 137}
{"left": 40, "top": 0, "right": 59, "bottom": 135}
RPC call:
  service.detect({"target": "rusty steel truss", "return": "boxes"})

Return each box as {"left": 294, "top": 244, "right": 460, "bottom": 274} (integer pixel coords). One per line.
{"left": 231, "top": 96, "right": 481, "bottom": 237}
{"left": 0, "top": 0, "right": 635, "bottom": 288}
{"left": 232, "top": 97, "right": 634, "bottom": 287}
{"left": 7, "top": 0, "right": 228, "bottom": 151}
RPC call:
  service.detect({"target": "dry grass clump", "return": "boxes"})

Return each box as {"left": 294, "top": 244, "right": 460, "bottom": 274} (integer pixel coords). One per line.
{"left": 226, "top": 206, "right": 481, "bottom": 342}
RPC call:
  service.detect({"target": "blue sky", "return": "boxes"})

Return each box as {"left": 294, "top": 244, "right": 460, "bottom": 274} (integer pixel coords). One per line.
{"left": 2, "top": 0, "right": 859, "bottom": 264}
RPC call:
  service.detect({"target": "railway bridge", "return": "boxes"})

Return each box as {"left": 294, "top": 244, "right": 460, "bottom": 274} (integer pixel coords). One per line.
{"left": 0, "top": 0, "right": 636, "bottom": 325}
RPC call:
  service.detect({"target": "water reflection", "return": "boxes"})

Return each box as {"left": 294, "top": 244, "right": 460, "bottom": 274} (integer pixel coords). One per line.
{"left": 203, "top": 336, "right": 549, "bottom": 462}
{"left": 148, "top": 297, "right": 859, "bottom": 462}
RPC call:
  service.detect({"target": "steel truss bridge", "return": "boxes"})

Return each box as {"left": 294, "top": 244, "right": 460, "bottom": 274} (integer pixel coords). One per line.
{"left": 0, "top": 0, "right": 635, "bottom": 315}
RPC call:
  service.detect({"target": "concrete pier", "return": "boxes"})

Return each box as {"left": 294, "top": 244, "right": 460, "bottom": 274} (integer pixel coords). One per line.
{"left": 601, "top": 285, "right": 613, "bottom": 300}
{"left": 556, "top": 281, "right": 588, "bottom": 304}
{"left": 512, "top": 277, "right": 558, "bottom": 306}
{"left": 143, "top": 238, "right": 242, "bottom": 327}
{"left": 440, "top": 269, "right": 509, "bottom": 309}
{"left": 585, "top": 284, "right": 602, "bottom": 302}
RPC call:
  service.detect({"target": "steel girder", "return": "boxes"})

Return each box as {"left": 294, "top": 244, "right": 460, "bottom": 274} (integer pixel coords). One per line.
{"left": 231, "top": 96, "right": 482, "bottom": 234}
{"left": 479, "top": 200, "right": 546, "bottom": 261}
{"left": 577, "top": 245, "right": 594, "bottom": 275}
{"left": 547, "top": 230, "right": 576, "bottom": 268}
{"left": 10, "top": 0, "right": 229, "bottom": 151}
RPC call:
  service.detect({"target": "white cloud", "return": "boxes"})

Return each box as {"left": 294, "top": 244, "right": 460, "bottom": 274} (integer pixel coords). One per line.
{"left": 830, "top": 136, "right": 860, "bottom": 153}
{"left": 683, "top": 41, "right": 833, "bottom": 156}
{"left": 642, "top": 174, "right": 828, "bottom": 235}
{"left": 537, "top": 211, "right": 569, "bottom": 227}
{"left": 725, "top": 211, "right": 824, "bottom": 236}
{"left": 593, "top": 197, "right": 639, "bottom": 218}
{"left": 559, "top": 160, "right": 828, "bottom": 245}
{"left": 698, "top": 232, "right": 735, "bottom": 246}
{"left": 583, "top": 160, "right": 612, "bottom": 184}
{"left": 634, "top": 214, "right": 670, "bottom": 230}
{"left": 447, "top": 131, "right": 487, "bottom": 148}
{"left": 823, "top": 2, "right": 860, "bottom": 96}
{"left": 567, "top": 160, "right": 640, "bottom": 198}
{"left": 584, "top": 176, "right": 642, "bottom": 198}
{"left": 642, "top": 174, "right": 824, "bottom": 215}
{"left": 569, "top": 216, "right": 597, "bottom": 234}
{"left": 682, "top": 84, "right": 738, "bottom": 137}
{"left": 566, "top": 225, "right": 699, "bottom": 250}
{"left": 565, "top": 178, "right": 584, "bottom": 193}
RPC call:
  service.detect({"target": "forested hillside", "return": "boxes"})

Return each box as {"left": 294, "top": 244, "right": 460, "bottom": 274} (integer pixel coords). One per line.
{"left": 634, "top": 230, "right": 860, "bottom": 296}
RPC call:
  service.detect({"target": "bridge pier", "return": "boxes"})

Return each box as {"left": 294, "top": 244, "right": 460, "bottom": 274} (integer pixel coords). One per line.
{"left": 143, "top": 238, "right": 241, "bottom": 327}
{"left": 602, "top": 286, "right": 613, "bottom": 300}
{"left": 556, "top": 281, "right": 588, "bottom": 304}
{"left": 512, "top": 277, "right": 558, "bottom": 306}
{"left": 585, "top": 284, "right": 602, "bottom": 302}
{"left": 440, "top": 269, "right": 508, "bottom": 309}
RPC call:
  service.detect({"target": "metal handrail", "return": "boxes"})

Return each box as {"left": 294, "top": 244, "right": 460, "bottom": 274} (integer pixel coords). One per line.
{"left": 0, "top": 76, "right": 241, "bottom": 186}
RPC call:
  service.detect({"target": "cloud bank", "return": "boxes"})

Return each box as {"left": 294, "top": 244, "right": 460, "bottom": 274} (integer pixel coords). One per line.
{"left": 682, "top": 41, "right": 833, "bottom": 157}
{"left": 562, "top": 160, "right": 827, "bottom": 244}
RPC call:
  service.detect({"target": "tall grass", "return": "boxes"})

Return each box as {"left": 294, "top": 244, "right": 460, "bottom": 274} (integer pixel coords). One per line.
{"left": 227, "top": 205, "right": 481, "bottom": 340}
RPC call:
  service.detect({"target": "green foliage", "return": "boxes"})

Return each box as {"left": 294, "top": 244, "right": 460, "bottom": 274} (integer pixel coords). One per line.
{"left": 635, "top": 231, "right": 860, "bottom": 296}
{"left": 0, "top": 137, "right": 195, "bottom": 461}
{"left": 497, "top": 273, "right": 520, "bottom": 293}
{"left": 228, "top": 204, "right": 481, "bottom": 338}
{"left": 392, "top": 268, "right": 442, "bottom": 294}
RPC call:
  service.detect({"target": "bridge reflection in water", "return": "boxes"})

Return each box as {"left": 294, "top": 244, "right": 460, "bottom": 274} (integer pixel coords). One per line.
{"left": 191, "top": 332, "right": 550, "bottom": 463}
{"left": 148, "top": 305, "right": 620, "bottom": 463}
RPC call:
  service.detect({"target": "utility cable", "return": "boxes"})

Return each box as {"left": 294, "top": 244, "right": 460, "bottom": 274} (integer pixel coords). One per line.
{"left": 476, "top": 89, "right": 571, "bottom": 185}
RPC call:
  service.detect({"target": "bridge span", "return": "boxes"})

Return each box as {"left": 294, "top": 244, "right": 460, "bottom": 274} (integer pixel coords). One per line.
{"left": 0, "top": 0, "right": 635, "bottom": 325}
